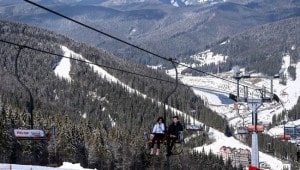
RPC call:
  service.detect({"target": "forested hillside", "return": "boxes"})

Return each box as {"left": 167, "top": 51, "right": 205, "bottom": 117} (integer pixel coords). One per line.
{"left": 0, "top": 20, "right": 234, "bottom": 169}
{"left": 184, "top": 16, "right": 300, "bottom": 76}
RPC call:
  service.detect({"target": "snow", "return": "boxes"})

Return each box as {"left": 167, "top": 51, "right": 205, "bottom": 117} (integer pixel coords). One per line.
{"left": 52, "top": 45, "right": 300, "bottom": 169}
{"left": 59, "top": 162, "right": 93, "bottom": 170}
{"left": 190, "top": 49, "right": 228, "bottom": 66}
{"left": 54, "top": 46, "right": 72, "bottom": 82}
{"left": 171, "top": 0, "right": 179, "bottom": 7}
{"left": 55, "top": 46, "right": 149, "bottom": 97}
{"left": 54, "top": 46, "right": 205, "bottom": 128}
{"left": 194, "top": 129, "right": 287, "bottom": 170}
{"left": 166, "top": 52, "right": 299, "bottom": 169}
{"left": 0, "top": 162, "right": 94, "bottom": 170}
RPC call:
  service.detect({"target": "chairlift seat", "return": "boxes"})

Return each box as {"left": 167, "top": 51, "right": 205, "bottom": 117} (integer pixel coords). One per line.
{"left": 237, "top": 127, "right": 249, "bottom": 134}
{"left": 13, "top": 129, "right": 48, "bottom": 140}
{"left": 186, "top": 124, "right": 203, "bottom": 131}
{"left": 148, "top": 139, "right": 181, "bottom": 144}
{"left": 145, "top": 131, "right": 184, "bottom": 144}
{"left": 278, "top": 134, "right": 291, "bottom": 140}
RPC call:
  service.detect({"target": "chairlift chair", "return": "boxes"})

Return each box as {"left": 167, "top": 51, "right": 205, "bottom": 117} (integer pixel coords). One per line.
{"left": 144, "top": 59, "right": 183, "bottom": 155}
{"left": 11, "top": 48, "right": 49, "bottom": 141}
{"left": 237, "top": 126, "right": 249, "bottom": 134}
{"left": 278, "top": 134, "right": 291, "bottom": 140}
{"left": 186, "top": 124, "right": 203, "bottom": 131}
{"left": 235, "top": 124, "right": 264, "bottom": 135}
{"left": 13, "top": 128, "right": 48, "bottom": 140}
{"left": 186, "top": 109, "right": 203, "bottom": 131}
{"left": 145, "top": 131, "right": 184, "bottom": 145}
{"left": 144, "top": 131, "right": 184, "bottom": 155}
{"left": 265, "top": 142, "right": 274, "bottom": 154}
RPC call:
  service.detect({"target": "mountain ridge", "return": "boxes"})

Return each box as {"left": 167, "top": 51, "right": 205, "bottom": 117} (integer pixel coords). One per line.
{"left": 1, "top": 0, "right": 300, "bottom": 66}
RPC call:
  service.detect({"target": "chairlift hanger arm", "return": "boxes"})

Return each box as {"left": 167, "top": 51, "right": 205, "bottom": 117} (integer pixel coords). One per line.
{"left": 163, "top": 59, "right": 178, "bottom": 125}
{"left": 14, "top": 47, "right": 34, "bottom": 129}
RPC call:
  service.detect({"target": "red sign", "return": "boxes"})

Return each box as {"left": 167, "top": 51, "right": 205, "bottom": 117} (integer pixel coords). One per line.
{"left": 248, "top": 165, "right": 260, "bottom": 170}
{"left": 14, "top": 129, "right": 46, "bottom": 139}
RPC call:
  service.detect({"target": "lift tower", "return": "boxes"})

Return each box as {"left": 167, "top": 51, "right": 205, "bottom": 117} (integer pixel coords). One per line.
{"left": 229, "top": 66, "right": 279, "bottom": 169}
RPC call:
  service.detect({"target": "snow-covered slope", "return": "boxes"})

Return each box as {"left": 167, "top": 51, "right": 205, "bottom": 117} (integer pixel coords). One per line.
{"left": 0, "top": 162, "right": 93, "bottom": 170}
{"left": 56, "top": 45, "right": 298, "bottom": 169}
{"left": 165, "top": 51, "right": 298, "bottom": 169}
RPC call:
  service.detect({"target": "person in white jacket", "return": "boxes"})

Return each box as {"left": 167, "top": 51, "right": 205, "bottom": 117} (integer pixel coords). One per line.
{"left": 150, "top": 117, "right": 165, "bottom": 156}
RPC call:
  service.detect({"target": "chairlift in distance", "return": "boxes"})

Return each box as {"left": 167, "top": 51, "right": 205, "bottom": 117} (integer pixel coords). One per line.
{"left": 236, "top": 124, "right": 264, "bottom": 135}
{"left": 185, "top": 109, "right": 204, "bottom": 131}
{"left": 237, "top": 118, "right": 249, "bottom": 135}
{"left": 277, "top": 134, "right": 291, "bottom": 140}
{"left": 13, "top": 128, "right": 48, "bottom": 140}
{"left": 186, "top": 124, "right": 204, "bottom": 131}
{"left": 237, "top": 126, "right": 249, "bottom": 135}
{"left": 265, "top": 142, "right": 274, "bottom": 154}
{"left": 235, "top": 103, "right": 250, "bottom": 135}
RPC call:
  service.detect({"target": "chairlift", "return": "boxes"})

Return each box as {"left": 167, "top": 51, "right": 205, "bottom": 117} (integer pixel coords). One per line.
{"left": 237, "top": 115, "right": 248, "bottom": 135}
{"left": 13, "top": 128, "right": 48, "bottom": 140}
{"left": 278, "top": 134, "right": 291, "bottom": 140}
{"left": 186, "top": 124, "right": 203, "bottom": 131}
{"left": 144, "top": 59, "right": 183, "bottom": 155}
{"left": 186, "top": 109, "right": 203, "bottom": 131}
{"left": 237, "top": 126, "right": 249, "bottom": 134}
{"left": 144, "top": 131, "right": 184, "bottom": 155}
{"left": 265, "top": 142, "right": 274, "bottom": 154}
{"left": 11, "top": 48, "right": 49, "bottom": 141}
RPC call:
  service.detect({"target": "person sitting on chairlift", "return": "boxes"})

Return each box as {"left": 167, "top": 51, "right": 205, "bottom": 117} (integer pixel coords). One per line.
{"left": 150, "top": 117, "right": 165, "bottom": 156}
{"left": 166, "top": 115, "right": 183, "bottom": 156}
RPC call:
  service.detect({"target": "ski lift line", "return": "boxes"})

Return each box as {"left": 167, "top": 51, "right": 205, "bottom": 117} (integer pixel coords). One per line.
{"left": 23, "top": 0, "right": 263, "bottom": 91}
{"left": 0, "top": 39, "right": 239, "bottom": 97}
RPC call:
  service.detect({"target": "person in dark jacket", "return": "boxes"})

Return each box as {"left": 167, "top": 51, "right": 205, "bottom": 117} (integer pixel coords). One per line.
{"left": 166, "top": 115, "right": 183, "bottom": 156}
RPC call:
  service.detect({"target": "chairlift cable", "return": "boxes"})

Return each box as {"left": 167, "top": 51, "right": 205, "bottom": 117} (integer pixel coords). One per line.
{"left": 0, "top": 39, "right": 234, "bottom": 97}
{"left": 25, "top": 0, "right": 281, "bottom": 103}
{"left": 23, "top": 0, "right": 263, "bottom": 92}
{"left": 24, "top": 0, "right": 283, "bottom": 104}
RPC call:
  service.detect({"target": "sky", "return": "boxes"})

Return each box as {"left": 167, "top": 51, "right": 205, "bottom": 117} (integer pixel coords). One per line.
{"left": 2, "top": 45, "right": 297, "bottom": 169}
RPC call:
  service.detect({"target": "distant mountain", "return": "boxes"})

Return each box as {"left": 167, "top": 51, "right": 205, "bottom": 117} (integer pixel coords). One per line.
{"left": 48, "top": 0, "right": 256, "bottom": 7}
{"left": 1, "top": 0, "right": 300, "bottom": 67}
{"left": 184, "top": 16, "right": 300, "bottom": 76}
